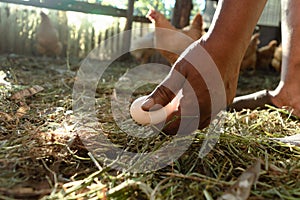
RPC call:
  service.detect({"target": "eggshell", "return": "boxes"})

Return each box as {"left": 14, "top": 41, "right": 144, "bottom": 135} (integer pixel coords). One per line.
{"left": 130, "top": 90, "right": 182, "bottom": 125}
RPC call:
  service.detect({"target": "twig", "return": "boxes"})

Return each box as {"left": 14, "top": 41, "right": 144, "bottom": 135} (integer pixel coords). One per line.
{"left": 88, "top": 152, "right": 103, "bottom": 171}
{"left": 41, "top": 159, "right": 58, "bottom": 196}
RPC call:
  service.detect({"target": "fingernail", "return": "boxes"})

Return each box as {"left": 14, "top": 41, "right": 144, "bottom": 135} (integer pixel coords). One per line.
{"left": 141, "top": 98, "right": 154, "bottom": 111}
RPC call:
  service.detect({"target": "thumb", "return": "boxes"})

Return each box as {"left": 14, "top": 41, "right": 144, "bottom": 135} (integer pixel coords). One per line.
{"left": 141, "top": 84, "right": 175, "bottom": 111}
{"left": 141, "top": 66, "right": 186, "bottom": 111}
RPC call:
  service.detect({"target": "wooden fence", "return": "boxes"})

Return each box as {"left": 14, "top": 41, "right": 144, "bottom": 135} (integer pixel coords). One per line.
{"left": 0, "top": 2, "right": 154, "bottom": 60}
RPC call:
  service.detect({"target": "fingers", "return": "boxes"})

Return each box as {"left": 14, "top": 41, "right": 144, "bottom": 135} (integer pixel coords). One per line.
{"left": 151, "top": 108, "right": 201, "bottom": 136}
{"left": 149, "top": 73, "right": 208, "bottom": 135}
{"left": 154, "top": 84, "right": 210, "bottom": 135}
{"left": 141, "top": 59, "right": 188, "bottom": 111}
{"left": 141, "top": 85, "right": 175, "bottom": 111}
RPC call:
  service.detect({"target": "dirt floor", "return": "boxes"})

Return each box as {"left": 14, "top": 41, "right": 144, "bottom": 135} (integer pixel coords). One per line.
{"left": 0, "top": 54, "right": 299, "bottom": 200}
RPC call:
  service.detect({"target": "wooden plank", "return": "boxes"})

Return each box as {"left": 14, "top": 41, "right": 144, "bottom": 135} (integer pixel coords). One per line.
{"left": 0, "top": 0, "right": 150, "bottom": 23}
{"left": 0, "top": 0, "right": 127, "bottom": 16}
{"left": 133, "top": 16, "right": 151, "bottom": 23}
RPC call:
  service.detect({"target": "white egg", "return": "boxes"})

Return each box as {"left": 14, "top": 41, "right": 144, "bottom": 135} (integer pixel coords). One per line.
{"left": 130, "top": 90, "right": 183, "bottom": 125}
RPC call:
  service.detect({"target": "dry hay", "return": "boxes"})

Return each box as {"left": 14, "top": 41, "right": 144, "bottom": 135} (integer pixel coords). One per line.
{"left": 0, "top": 54, "right": 299, "bottom": 200}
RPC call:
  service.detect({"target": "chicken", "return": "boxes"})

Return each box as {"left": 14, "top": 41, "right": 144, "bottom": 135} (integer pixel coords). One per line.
{"left": 130, "top": 32, "right": 156, "bottom": 64}
{"left": 36, "top": 11, "right": 62, "bottom": 57}
{"left": 146, "top": 9, "right": 205, "bottom": 64}
{"left": 240, "top": 33, "right": 260, "bottom": 71}
{"left": 271, "top": 43, "right": 282, "bottom": 72}
{"left": 256, "top": 40, "right": 278, "bottom": 70}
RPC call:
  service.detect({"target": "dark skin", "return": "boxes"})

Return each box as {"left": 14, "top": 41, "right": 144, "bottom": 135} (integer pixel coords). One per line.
{"left": 142, "top": 0, "right": 300, "bottom": 135}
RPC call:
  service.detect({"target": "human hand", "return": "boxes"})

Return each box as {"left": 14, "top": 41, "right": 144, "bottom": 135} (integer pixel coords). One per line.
{"left": 141, "top": 40, "right": 227, "bottom": 135}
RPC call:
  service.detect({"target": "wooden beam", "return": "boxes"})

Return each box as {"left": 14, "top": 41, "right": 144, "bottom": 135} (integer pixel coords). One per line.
{"left": 0, "top": 0, "right": 127, "bottom": 17}
{"left": 133, "top": 16, "right": 151, "bottom": 23}
{"left": 0, "top": 0, "right": 150, "bottom": 23}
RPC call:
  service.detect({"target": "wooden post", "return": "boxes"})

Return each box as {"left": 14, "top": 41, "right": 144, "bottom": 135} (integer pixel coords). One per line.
{"left": 171, "top": 0, "right": 193, "bottom": 28}
{"left": 119, "top": 0, "right": 135, "bottom": 60}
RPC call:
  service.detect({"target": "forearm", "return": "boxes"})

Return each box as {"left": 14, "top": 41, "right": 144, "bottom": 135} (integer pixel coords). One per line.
{"left": 202, "top": 0, "right": 267, "bottom": 70}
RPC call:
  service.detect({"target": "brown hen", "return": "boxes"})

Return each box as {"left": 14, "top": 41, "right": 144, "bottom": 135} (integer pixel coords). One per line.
{"left": 271, "top": 43, "right": 282, "bottom": 72}
{"left": 146, "top": 9, "right": 205, "bottom": 64}
{"left": 256, "top": 40, "right": 278, "bottom": 70}
{"left": 36, "top": 12, "right": 62, "bottom": 57}
{"left": 240, "top": 33, "right": 260, "bottom": 71}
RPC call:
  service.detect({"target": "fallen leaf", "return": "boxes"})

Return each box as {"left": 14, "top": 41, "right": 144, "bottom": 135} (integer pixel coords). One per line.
{"left": 15, "top": 103, "right": 30, "bottom": 119}
{"left": 11, "top": 85, "right": 44, "bottom": 100}
{"left": 218, "top": 159, "right": 261, "bottom": 200}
